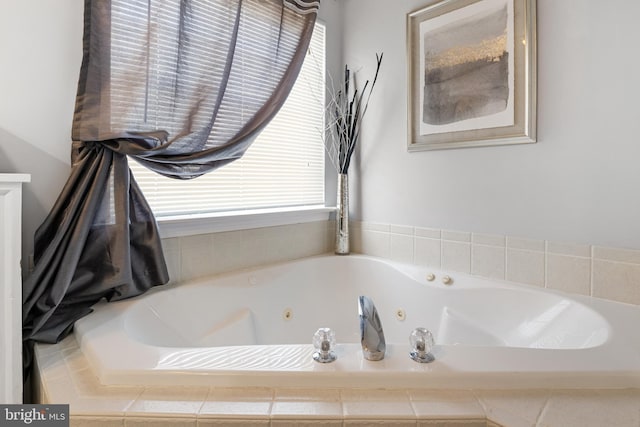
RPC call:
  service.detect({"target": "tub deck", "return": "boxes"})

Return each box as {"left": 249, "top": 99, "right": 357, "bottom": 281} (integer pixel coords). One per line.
{"left": 72, "top": 255, "right": 640, "bottom": 390}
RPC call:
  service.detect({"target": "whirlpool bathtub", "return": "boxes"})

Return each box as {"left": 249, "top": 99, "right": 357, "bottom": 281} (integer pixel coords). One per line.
{"left": 74, "top": 254, "right": 640, "bottom": 389}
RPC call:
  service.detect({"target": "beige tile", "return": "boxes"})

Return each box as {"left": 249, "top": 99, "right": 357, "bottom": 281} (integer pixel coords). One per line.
{"left": 415, "top": 237, "right": 441, "bottom": 268}
{"left": 70, "top": 416, "right": 124, "bottom": 427}
{"left": 344, "top": 421, "right": 416, "bottom": 427}
{"left": 341, "top": 389, "right": 414, "bottom": 420}
{"left": 417, "top": 421, "right": 486, "bottom": 427}
{"left": 506, "top": 237, "right": 545, "bottom": 252}
{"left": 199, "top": 387, "right": 272, "bottom": 419}
{"left": 471, "top": 245, "right": 505, "bottom": 280}
{"left": 472, "top": 233, "right": 505, "bottom": 247}
{"left": 415, "top": 227, "right": 441, "bottom": 239}
{"left": 349, "top": 220, "right": 362, "bottom": 230}
{"left": 248, "top": 222, "right": 323, "bottom": 264}
{"left": 506, "top": 249, "right": 545, "bottom": 287}
{"left": 197, "top": 421, "right": 269, "bottom": 427}
{"left": 474, "top": 390, "right": 548, "bottom": 426}
{"left": 239, "top": 227, "right": 271, "bottom": 265}
{"left": 313, "top": 220, "right": 334, "bottom": 254}
{"left": 546, "top": 254, "right": 591, "bottom": 296}
{"left": 127, "top": 386, "right": 208, "bottom": 417}
{"left": 270, "top": 401, "right": 343, "bottom": 419}
{"left": 442, "top": 241, "right": 471, "bottom": 274}
{"left": 36, "top": 340, "right": 68, "bottom": 358}
{"left": 242, "top": 225, "right": 297, "bottom": 266}
{"left": 539, "top": 389, "right": 640, "bottom": 427}
{"left": 592, "top": 259, "right": 640, "bottom": 304}
{"left": 181, "top": 234, "right": 215, "bottom": 281}
{"left": 391, "top": 232, "right": 414, "bottom": 263}
{"left": 484, "top": 407, "right": 535, "bottom": 426}
{"left": 271, "top": 421, "right": 343, "bottom": 427}
{"left": 593, "top": 246, "right": 640, "bottom": 264}
{"left": 442, "top": 230, "right": 471, "bottom": 243}
{"left": 46, "top": 370, "right": 141, "bottom": 417}
{"left": 207, "top": 387, "right": 273, "bottom": 400}
{"left": 161, "top": 237, "right": 182, "bottom": 285}
{"left": 32, "top": 363, "right": 46, "bottom": 404}
{"left": 271, "top": 388, "right": 342, "bottom": 420}
{"left": 210, "top": 230, "right": 251, "bottom": 274}
{"left": 261, "top": 224, "right": 305, "bottom": 263}
{"left": 360, "top": 229, "right": 390, "bottom": 258}
{"left": 325, "top": 220, "right": 336, "bottom": 253}
{"left": 391, "top": 224, "right": 414, "bottom": 235}
{"left": 408, "top": 390, "right": 484, "bottom": 420}
{"left": 287, "top": 221, "right": 332, "bottom": 258}
{"left": 125, "top": 417, "right": 196, "bottom": 426}
{"left": 63, "top": 348, "right": 93, "bottom": 374}
{"left": 274, "top": 389, "right": 340, "bottom": 401}
{"left": 199, "top": 400, "right": 272, "bottom": 418}
{"left": 160, "top": 237, "right": 180, "bottom": 253}
{"left": 70, "top": 393, "right": 144, "bottom": 418}
{"left": 349, "top": 223, "right": 363, "bottom": 254}
{"left": 546, "top": 241, "right": 591, "bottom": 257}
{"left": 362, "top": 222, "right": 391, "bottom": 232}
{"left": 35, "top": 348, "right": 69, "bottom": 382}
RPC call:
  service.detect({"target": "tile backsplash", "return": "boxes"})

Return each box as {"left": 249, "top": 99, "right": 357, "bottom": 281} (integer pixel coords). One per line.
{"left": 161, "top": 220, "right": 334, "bottom": 285}
{"left": 160, "top": 219, "right": 640, "bottom": 306}
{"left": 351, "top": 221, "right": 640, "bottom": 306}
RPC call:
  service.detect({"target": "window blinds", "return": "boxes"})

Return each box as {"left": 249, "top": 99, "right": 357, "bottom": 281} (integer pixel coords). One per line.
{"left": 126, "top": 16, "right": 326, "bottom": 216}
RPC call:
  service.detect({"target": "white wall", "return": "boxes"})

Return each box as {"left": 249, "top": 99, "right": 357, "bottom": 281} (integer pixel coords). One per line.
{"left": 0, "top": 0, "right": 83, "bottom": 266}
{"left": 2, "top": 0, "right": 639, "bottom": 266}
{"left": 342, "top": 0, "right": 640, "bottom": 250}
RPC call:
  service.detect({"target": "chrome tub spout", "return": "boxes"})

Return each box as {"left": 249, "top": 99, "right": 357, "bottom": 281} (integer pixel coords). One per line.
{"left": 358, "top": 295, "right": 386, "bottom": 361}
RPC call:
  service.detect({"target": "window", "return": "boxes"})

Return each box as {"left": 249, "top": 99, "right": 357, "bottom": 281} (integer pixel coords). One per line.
{"left": 128, "top": 22, "right": 326, "bottom": 218}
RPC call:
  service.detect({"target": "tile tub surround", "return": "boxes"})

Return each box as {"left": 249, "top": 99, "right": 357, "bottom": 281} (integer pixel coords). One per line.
{"left": 34, "top": 221, "right": 640, "bottom": 425}
{"left": 160, "top": 219, "right": 639, "bottom": 307}
{"left": 350, "top": 221, "right": 640, "bottom": 306}
{"left": 36, "top": 336, "right": 640, "bottom": 427}
{"left": 161, "top": 220, "right": 335, "bottom": 286}
{"left": 34, "top": 336, "right": 640, "bottom": 426}
{"left": 73, "top": 252, "right": 638, "bottom": 391}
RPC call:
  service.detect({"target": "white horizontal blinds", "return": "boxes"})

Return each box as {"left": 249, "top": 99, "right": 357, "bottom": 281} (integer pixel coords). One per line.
{"left": 127, "top": 19, "right": 326, "bottom": 216}
{"left": 211, "top": 1, "right": 290, "bottom": 147}
{"left": 236, "top": 21, "right": 325, "bottom": 209}
{"left": 110, "top": 1, "right": 239, "bottom": 145}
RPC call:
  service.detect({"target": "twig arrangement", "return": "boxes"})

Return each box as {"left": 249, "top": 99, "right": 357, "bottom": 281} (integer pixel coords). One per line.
{"left": 325, "top": 53, "right": 383, "bottom": 174}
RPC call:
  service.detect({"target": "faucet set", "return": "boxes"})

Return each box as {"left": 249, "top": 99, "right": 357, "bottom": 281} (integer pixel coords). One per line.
{"left": 313, "top": 296, "right": 435, "bottom": 363}
{"left": 358, "top": 295, "right": 387, "bottom": 361}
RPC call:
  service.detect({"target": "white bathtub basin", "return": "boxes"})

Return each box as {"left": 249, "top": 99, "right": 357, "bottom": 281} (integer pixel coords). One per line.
{"left": 74, "top": 254, "right": 640, "bottom": 389}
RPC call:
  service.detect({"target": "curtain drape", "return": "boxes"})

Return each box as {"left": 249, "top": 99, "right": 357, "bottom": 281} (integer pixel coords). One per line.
{"left": 23, "top": 0, "right": 318, "bottom": 375}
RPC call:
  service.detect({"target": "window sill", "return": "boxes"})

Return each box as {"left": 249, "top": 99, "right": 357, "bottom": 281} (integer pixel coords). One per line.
{"left": 157, "top": 205, "right": 335, "bottom": 239}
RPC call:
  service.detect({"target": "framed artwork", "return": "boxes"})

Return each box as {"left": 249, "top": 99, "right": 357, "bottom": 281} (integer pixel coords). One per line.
{"left": 407, "top": 0, "right": 536, "bottom": 151}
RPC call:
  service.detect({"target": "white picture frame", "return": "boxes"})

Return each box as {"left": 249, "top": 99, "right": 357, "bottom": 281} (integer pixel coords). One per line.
{"left": 407, "top": 0, "right": 537, "bottom": 151}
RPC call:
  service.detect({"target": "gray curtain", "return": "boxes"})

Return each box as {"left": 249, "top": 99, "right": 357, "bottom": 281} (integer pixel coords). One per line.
{"left": 23, "top": 0, "right": 318, "bottom": 362}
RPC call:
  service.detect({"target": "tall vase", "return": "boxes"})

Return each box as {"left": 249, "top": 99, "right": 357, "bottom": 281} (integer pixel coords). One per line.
{"left": 335, "top": 173, "right": 349, "bottom": 255}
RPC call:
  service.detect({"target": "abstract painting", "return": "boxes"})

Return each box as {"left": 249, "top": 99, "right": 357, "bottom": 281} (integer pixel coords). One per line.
{"left": 408, "top": 0, "right": 536, "bottom": 151}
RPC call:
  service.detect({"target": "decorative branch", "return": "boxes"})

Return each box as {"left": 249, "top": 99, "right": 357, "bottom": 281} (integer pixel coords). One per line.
{"left": 324, "top": 53, "right": 383, "bottom": 174}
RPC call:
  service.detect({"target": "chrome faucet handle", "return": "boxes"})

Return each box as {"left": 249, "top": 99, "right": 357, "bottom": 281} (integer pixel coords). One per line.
{"left": 312, "top": 328, "right": 337, "bottom": 363}
{"left": 358, "top": 295, "right": 386, "bottom": 361}
{"left": 409, "top": 327, "right": 435, "bottom": 363}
